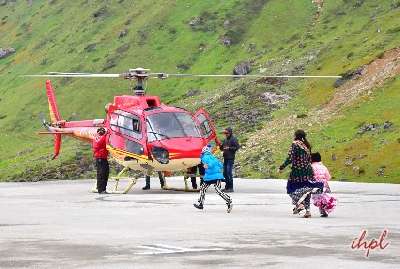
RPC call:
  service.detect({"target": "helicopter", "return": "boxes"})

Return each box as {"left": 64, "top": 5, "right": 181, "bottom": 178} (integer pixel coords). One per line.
{"left": 27, "top": 68, "right": 340, "bottom": 194}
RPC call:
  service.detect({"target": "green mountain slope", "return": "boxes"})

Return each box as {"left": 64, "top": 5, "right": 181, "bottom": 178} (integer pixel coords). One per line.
{"left": 0, "top": 0, "right": 399, "bottom": 182}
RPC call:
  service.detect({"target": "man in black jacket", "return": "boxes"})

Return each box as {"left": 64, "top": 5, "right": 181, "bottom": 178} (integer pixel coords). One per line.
{"left": 219, "top": 127, "right": 240, "bottom": 192}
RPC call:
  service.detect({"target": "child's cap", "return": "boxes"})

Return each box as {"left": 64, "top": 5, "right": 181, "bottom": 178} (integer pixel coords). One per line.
{"left": 201, "top": 144, "right": 212, "bottom": 154}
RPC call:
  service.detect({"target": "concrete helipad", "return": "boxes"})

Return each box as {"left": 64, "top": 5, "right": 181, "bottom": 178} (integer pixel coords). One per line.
{"left": 0, "top": 178, "right": 399, "bottom": 268}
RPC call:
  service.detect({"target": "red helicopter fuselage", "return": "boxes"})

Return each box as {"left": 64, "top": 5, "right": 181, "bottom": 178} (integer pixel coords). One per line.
{"left": 42, "top": 80, "right": 218, "bottom": 174}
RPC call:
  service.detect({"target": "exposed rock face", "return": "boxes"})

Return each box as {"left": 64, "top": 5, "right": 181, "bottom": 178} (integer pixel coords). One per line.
{"left": 261, "top": 92, "right": 291, "bottom": 105}
{"left": 233, "top": 61, "right": 251, "bottom": 75}
{"left": 0, "top": 47, "right": 15, "bottom": 59}
{"left": 357, "top": 121, "right": 394, "bottom": 134}
{"left": 334, "top": 67, "right": 363, "bottom": 88}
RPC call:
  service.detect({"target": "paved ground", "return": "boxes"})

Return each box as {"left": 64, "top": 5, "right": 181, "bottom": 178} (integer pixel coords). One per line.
{"left": 0, "top": 178, "right": 399, "bottom": 269}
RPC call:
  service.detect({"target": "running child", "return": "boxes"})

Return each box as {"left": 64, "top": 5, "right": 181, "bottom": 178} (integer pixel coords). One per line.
{"left": 193, "top": 145, "right": 233, "bottom": 213}
{"left": 311, "top": 152, "right": 336, "bottom": 217}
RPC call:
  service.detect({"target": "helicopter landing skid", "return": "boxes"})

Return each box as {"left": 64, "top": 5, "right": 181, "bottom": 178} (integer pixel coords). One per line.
{"left": 160, "top": 174, "right": 200, "bottom": 192}
{"left": 110, "top": 167, "right": 138, "bottom": 194}
{"left": 161, "top": 186, "right": 199, "bottom": 192}
{"left": 91, "top": 167, "right": 138, "bottom": 194}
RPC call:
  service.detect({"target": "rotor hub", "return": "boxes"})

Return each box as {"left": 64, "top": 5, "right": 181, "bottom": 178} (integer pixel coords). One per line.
{"left": 122, "top": 68, "right": 150, "bottom": 95}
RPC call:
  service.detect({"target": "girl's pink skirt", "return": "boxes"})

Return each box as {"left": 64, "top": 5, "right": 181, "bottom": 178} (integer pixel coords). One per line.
{"left": 312, "top": 193, "right": 337, "bottom": 213}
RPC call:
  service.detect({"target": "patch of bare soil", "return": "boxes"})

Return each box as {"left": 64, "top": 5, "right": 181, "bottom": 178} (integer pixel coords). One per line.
{"left": 242, "top": 47, "right": 400, "bottom": 154}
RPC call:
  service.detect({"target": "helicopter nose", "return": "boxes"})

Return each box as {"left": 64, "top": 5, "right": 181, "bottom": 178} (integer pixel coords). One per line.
{"left": 150, "top": 137, "right": 205, "bottom": 159}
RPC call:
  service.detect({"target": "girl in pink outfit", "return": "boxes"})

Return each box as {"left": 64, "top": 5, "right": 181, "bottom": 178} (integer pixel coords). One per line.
{"left": 311, "top": 152, "right": 336, "bottom": 217}
{"left": 311, "top": 152, "right": 331, "bottom": 191}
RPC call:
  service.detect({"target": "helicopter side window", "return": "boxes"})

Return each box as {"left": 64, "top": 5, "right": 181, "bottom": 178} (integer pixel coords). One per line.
{"left": 110, "top": 113, "right": 119, "bottom": 132}
{"left": 110, "top": 110, "right": 142, "bottom": 140}
{"left": 196, "top": 113, "right": 212, "bottom": 138}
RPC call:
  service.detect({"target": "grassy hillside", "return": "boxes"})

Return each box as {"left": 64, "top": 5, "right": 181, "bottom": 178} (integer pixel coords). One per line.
{"left": 0, "top": 0, "right": 399, "bottom": 182}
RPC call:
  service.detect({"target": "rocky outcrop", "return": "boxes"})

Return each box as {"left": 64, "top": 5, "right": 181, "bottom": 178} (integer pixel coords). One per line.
{"left": 233, "top": 61, "right": 251, "bottom": 75}
{"left": 0, "top": 47, "right": 15, "bottom": 59}
{"left": 261, "top": 92, "right": 291, "bottom": 105}
{"left": 357, "top": 121, "right": 393, "bottom": 134}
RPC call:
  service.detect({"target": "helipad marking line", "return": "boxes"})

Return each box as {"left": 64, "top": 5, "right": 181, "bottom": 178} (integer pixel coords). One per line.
{"left": 135, "top": 244, "right": 225, "bottom": 255}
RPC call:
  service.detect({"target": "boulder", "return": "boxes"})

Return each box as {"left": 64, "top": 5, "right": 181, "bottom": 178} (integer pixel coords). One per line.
{"left": 383, "top": 121, "right": 393, "bottom": 129}
{"left": 233, "top": 61, "right": 251, "bottom": 75}
{"left": 344, "top": 156, "right": 353, "bottom": 166}
{"left": 377, "top": 167, "right": 385, "bottom": 177}
{"left": 223, "top": 20, "right": 230, "bottom": 28}
{"left": 358, "top": 121, "right": 394, "bottom": 134}
{"left": 118, "top": 29, "right": 128, "bottom": 38}
{"left": 188, "top": 17, "right": 202, "bottom": 27}
{"left": 358, "top": 123, "right": 378, "bottom": 134}
{"left": 221, "top": 36, "right": 232, "bottom": 47}
{"left": 186, "top": 89, "right": 200, "bottom": 97}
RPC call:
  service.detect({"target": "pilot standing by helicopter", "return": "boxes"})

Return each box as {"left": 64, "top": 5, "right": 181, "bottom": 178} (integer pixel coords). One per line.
{"left": 93, "top": 127, "right": 109, "bottom": 194}
{"left": 220, "top": 127, "right": 240, "bottom": 192}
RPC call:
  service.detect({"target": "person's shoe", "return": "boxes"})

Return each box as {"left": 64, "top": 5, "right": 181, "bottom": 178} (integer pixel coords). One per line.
{"left": 320, "top": 212, "right": 328, "bottom": 218}
{"left": 193, "top": 203, "right": 203, "bottom": 210}
{"left": 227, "top": 201, "right": 233, "bottom": 213}
{"left": 142, "top": 185, "right": 150, "bottom": 190}
{"left": 304, "top": 211, "right": 312, "bottom": 218}
{"left": 293, "top": 203, "right": 305, "bottom": 214}
{"left": 192, "top": 184, "right": 198, "bottom": 190}
{"left": 98, "top": 190, "right": 109, "bottom": 194}
{"left": 223, "top": 188, "right": 234, "bottom": 193}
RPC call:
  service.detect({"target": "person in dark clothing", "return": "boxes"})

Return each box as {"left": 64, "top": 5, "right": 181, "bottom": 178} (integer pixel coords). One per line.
{"left": 185, "top": 163, "right": 205, "bottom": 189}
{"left": 279, "top": 129, "right": 323, "bottom": 218}
{"left": 219, "top": 127, "right": 240, "bottom": 192}
{"left": 92, "top": 127, "right": 109, "bottom": 194}
{"left": 142, "top": 172, "right": 166, "bottom": 190}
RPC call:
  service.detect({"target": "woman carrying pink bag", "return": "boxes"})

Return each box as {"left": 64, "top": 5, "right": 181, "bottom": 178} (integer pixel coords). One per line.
{"left": 311, "top": 152, "right": 337, "bottom": 217}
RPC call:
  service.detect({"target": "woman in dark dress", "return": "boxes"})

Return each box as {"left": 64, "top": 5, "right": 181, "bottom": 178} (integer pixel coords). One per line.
{"left": 279, "top": 130, "right": 323, "bottom": 218}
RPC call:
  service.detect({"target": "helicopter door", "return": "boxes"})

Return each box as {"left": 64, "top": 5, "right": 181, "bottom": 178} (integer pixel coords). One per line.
{"left": 108, "top": 110, "right": 146, "bottom": 156}
{"left": 194, "top": 108, "right": 217, "bottom": 142}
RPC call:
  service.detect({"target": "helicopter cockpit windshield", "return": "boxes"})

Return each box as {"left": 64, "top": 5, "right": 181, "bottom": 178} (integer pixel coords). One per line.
{"left": 146, "top": 112, "right": 201, "bottom": 142}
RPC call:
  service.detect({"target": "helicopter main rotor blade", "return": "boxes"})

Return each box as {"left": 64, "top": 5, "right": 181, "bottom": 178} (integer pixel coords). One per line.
{"left": 47, "top": 72, "right": 92, "bottom": 75}
{"left": 24, "top": 74, "right": 121, "bottom": 78}
{"left": 153, "top": 73, "right": 342, "bottom": 78}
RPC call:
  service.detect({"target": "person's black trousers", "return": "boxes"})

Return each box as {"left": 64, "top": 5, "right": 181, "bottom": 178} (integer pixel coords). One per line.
{"left": 188, "top": 164, "right": 205, "bottom": 188}
{"left": 96, "top": 158, "right": 109, "bottom": 193}
{"left": 144, "top": 172, "right": 165, "bottom": 188}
